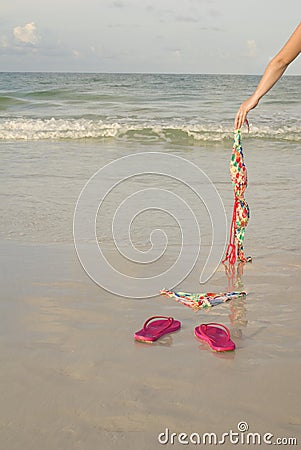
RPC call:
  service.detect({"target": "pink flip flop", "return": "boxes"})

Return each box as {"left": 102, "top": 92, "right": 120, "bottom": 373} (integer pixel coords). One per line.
{"left": 194, "top": 323, "right": 235, "bottom": 352}
{"left": 134, "top": 316, "right": 181, "bottom": 343}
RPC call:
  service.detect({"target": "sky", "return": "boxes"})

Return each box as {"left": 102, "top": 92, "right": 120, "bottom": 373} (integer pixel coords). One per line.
{"left": 1, "top": 0, "right": 300, "bottom": 74}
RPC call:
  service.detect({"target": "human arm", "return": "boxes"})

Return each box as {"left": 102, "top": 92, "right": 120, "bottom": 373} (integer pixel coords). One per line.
{"left": 235, "top": 22, "right": 301, "bottom": 130}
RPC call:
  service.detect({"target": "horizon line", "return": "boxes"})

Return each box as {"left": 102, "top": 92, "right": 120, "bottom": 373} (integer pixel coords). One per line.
{"left": 1, "top": 70, "right": 300, "bottom": 76}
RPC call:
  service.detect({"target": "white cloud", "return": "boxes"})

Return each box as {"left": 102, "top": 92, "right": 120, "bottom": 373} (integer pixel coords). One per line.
{"left": 13, "top": 22, "right": 39, "bottom": 45}
{"left": 72, "top": 49, "right": 80, "bottom": 58}
{"left": 247, "top": 39, "right": 257, "bottom": 57}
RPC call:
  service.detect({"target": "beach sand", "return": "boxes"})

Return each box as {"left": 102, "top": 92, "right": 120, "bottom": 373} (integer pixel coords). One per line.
{"left": 1, "top": 72, "right": 301, "bottom": 449}
{"left": 1, "top": 240, "right": 300, "bottom": 449}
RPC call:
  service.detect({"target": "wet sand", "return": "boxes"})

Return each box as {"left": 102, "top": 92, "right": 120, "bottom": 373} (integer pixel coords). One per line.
{"left": 0, "top": 240, "right": 300, "bottom": 449}
{"left": 1, "top": 71, "right": 301, "bottom": 450}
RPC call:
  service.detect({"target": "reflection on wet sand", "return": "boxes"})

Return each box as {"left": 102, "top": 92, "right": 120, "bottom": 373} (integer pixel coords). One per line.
{"left": 223, "top": 261, "right": 248, "bottom": 340}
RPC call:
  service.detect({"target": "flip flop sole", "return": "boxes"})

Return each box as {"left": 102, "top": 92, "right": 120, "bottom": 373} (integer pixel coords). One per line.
{"left": 194, "top": 326, "right": 235, "bottom": 352}
{"left": 135, "top": 319, "right": 181, "bottom": 342}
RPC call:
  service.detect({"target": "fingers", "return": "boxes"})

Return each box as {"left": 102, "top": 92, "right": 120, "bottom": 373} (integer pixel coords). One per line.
{"left": 234, "top": 95, "right": 259, "bottom": 130}
{"left": 234, "top": 108, "right": 247, "bottom": 130}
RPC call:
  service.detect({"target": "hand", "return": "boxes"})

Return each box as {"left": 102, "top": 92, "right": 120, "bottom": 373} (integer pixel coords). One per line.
{"left": 234, "top": 95, "right": 259, "bottom": 130}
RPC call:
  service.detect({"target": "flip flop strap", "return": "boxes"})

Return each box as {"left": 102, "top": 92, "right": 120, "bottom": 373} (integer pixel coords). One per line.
{"left": 203, "top": 322, "right": 231, "bottom": 340}
{"left": 143, "top": 316, "right": 174, "bottom": 334}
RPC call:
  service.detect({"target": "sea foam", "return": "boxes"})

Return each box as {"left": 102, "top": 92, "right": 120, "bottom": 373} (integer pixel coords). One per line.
{"left": 0, "top": 118, "right": 300, "bottom": 142}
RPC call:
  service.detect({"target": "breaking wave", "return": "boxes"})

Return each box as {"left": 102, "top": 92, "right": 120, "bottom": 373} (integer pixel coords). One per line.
{"left": 1, "top": 118, "right": 301, "bottom": 143}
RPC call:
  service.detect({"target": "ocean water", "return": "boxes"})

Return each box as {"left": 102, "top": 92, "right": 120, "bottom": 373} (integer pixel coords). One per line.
{"left": 1, "top": 72, "right": 300, "bottom": 260}
{"left": 0, "top": 72, "right": 301, "bottom": 141}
